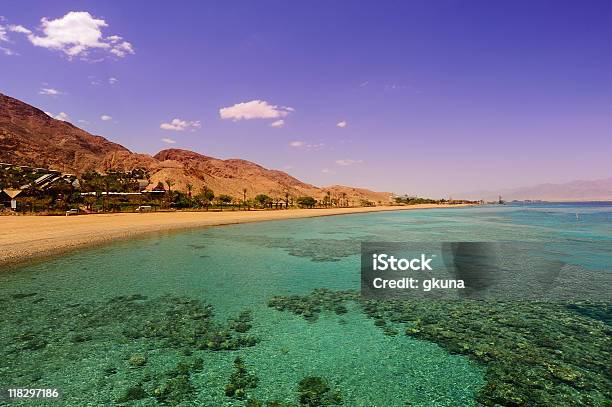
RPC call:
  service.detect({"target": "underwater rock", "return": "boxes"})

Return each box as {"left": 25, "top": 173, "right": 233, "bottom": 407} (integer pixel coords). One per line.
{"left": 69, "top": 333, "right": 92, "bottom": 343}
{"left": 225, "top": 357, "right": 259, "bottom": 400}
{"left": 297, "top": 376, "right": 343, "bottom": 406}
{"left": 246, "top": 399, "right": 298, "bottom": 407}
{"left": 230, "top": 310, "right": 254, "bottom": 333}
{"left": 382, "top": 326, "right": 398, "bottom": 336}
{"left": 267, "top": 289, "right": 358, "bottom": 322}
{"left": 117, "top": 383, "right": 147, "bottom": 402}
{"left": 217, "top": 234, "right": 363, "bottom": 262}
{"left": 103, "top": 366, "right": 117, "bottom": 376}
{"left": 18, "top": 332, "right": 47, "bottom": 350}
{"left": 151, "top": 359, "right": 203, "bottom": 404}
{"left": 333, "top": 305, "right": 348, "bottom": 315}
{"left": 128, "top": 354, "right": 147, "bottom": 367}
{"left": 153, "top": 374, "right": 195, "bottom": 404}
{"left": 11, "top": 292, "right": 38, "bottom": 299}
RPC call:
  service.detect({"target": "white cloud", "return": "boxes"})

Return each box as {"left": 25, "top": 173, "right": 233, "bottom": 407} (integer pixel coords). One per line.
{"left": 78, "top": 119, "right": 89, "bottom": 124}
{"left": 107, "top": 36, "right": 134, "bottom": 57}
{"left": 336, "top": 121, "right": 347, "bottom": 128}
{"left": 38, "top": 87, "right": 63, "bottom": 96}
{"left": 45, "top": 111, "right": 69, "bottom": 121}
{"left": 0, "top": 46, "right": 15, "bottom": 55}
{"left": 108, "top": 77, "right": 118, "bottom": 85}
{"left": 321, "top": 168, "right": 335, "bottom": 174}
{"left": 9, "top": 25, "right": 31, "bottom": 34}
{"left": 270, "top": 119, "right": 285, "bottom": 128}
{"left": 0, "top": 24, "right": 8, "bottom": 42}
{"left": 335, "top": 159, "right": 363, "bottom": 166}
{"left": 384, "top": 83, "right": 407, "bottom": 91}
{"left": 220, "top": 100, "right": 294, "bottom": 121}
{"left": 0, "top": 20, "right": 30, "bottom": 55}
{"left": 101, "top": 115, "right": 112, "bottom": 121}
{"left": 289, "top": 141, "right": 324, "bottom": 150}
{"left": 160, "top": 118, "right": 201, "bottom": 131}
{"left": 13, "top": 11, "right": 134, "bottom": 59}
{"left": 56, "top": 112, "right": 69, "bottom": 121}
{"left": 0, "top": 22, "right": 15, "bottom": 55}
{"left": 161, "top": 138, "right": 176, "bottom": 144}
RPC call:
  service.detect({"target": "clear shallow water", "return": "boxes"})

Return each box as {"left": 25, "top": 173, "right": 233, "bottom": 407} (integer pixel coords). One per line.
{"left": 1, "top": 203, "right": 610, "bottom": 406}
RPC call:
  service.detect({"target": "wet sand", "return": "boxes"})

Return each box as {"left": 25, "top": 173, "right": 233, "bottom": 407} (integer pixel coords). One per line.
{"left": 0, "top": 204, "right": 468, "bottom": 267}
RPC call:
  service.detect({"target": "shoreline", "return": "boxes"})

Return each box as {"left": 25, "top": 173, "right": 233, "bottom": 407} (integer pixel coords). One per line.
{"left": 0, "top": 204, "right": 470, "bottom": 268}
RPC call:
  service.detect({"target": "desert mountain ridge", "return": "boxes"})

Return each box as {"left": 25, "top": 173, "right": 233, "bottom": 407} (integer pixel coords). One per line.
{"left": 456, "top": 178, "right": 612, "bottom": 202}
{"left": 0, "top": 92, "right": 392, "bottom": 203}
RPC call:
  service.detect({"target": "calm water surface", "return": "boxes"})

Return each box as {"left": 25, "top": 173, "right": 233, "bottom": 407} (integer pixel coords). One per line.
{"left": 1, "top": 203, "right": 610, "bottom": 406}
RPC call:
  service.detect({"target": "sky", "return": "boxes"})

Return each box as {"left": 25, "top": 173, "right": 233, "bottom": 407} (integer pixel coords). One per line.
{"left": 1, "top": 0, "right": 611, "bottom": 198}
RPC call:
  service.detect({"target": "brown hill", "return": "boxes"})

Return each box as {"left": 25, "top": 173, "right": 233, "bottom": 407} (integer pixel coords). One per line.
{"left": 0, "top": 93, "right": 129, "bottom": 173}
{"left": 0, "top": 92, "right": 391, "bottom": 204}
{"left": 150, "top": 149, "right": 391, "bottom": 203}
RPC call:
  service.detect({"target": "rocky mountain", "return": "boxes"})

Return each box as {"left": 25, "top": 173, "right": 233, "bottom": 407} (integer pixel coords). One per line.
{"left": 0, "top": 92, "right": 391, "bottom": 203}
{"left": 0, "top": 93, "right": 129, "bottom": 173}
{"left": 458, "top": 178, "right": 612, "bottom": 202}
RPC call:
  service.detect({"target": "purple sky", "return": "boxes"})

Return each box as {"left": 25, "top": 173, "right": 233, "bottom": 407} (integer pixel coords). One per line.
{"left": 1, "top": 0, "right": 611, "bottom": 197}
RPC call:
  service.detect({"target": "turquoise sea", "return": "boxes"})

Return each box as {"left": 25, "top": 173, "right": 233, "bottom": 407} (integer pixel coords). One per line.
{"left": 1, "top": 203, "right": 610, "bottom": 406}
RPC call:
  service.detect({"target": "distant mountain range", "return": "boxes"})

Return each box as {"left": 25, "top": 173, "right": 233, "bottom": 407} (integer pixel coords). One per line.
{"left": 457, "top": 178, "right": 612, "bottom": 202}
{"left": 0, "top": 92, "right": 391, "bottom": 204}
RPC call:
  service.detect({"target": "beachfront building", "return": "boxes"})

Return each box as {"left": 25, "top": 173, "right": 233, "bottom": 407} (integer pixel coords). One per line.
{"left": 0, "top": 188, "right": 22, "bottom": 210}
{"left": 0, "top": 163, "right": 79, "bottom": 211}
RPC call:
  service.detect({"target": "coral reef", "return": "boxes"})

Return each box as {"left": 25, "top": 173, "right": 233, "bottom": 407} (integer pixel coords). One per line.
{"left": 298, "top": 376, "right": 343, "bottom": 406}
{"left": 243, "top": 376, "right": 342, "bottom": 407}
{"left": 151, "top": 359, "right": 202, "bottom": 404}
{"left": 268, "top": 289, "right": 358, "bottom": 322}
{"left": 225, "top": 357, "right": 259, "bottom": 400}
{"left": 216, "top": 234, "right": 367, "bottom": 262}
{"left": 230, "top": 310, "right": 254, "bottom": 333}
{"left": 268, "top": 289, "right": 611, "bottom": 406}
{"left": 1, "top": 293, "right": 258, "bottom": 406}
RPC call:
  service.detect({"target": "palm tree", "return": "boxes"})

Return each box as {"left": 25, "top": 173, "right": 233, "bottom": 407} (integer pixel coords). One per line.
{"left": 165, "top": 179, "right": 175, "bottom": 207}
{"left": 254, "top": 194, "right": 271, "bottom": 209}
{"left": 103, "top": 178, "right": 111, "bottom": 212}
{"left": 243, "top": 188, "right": 247, "bottom": 210}
{"left": 284, "top": 191, "right": 290, "bottom": 209}
{"left": 197, "top": 186, "right": 214, "bottom": 210}
{"left": 84, "top": 195, "right": 97, "bottom": 212}
{"left": 341, "top": 192, "right": 347, "bottom": 207}
{"left": 186, "top": 183, "right": 193, "bottom": 198}
{"left": 165, "top": 179, "right": 175, "bottom": 193}
{"left": 217, "top": 194, "right": 233, "bottom": 211}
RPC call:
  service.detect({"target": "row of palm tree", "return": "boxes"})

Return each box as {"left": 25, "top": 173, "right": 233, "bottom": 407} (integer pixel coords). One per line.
{"left": 2, "top": 167, "right": 364, "bottom": 213}
{"left": 160, "top": 179, "right": 355, "bottom": 211}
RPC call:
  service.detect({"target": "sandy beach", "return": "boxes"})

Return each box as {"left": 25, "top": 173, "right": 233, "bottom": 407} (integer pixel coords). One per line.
{"left": 0, "top": 204, "right": 467, "bottom": 268}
